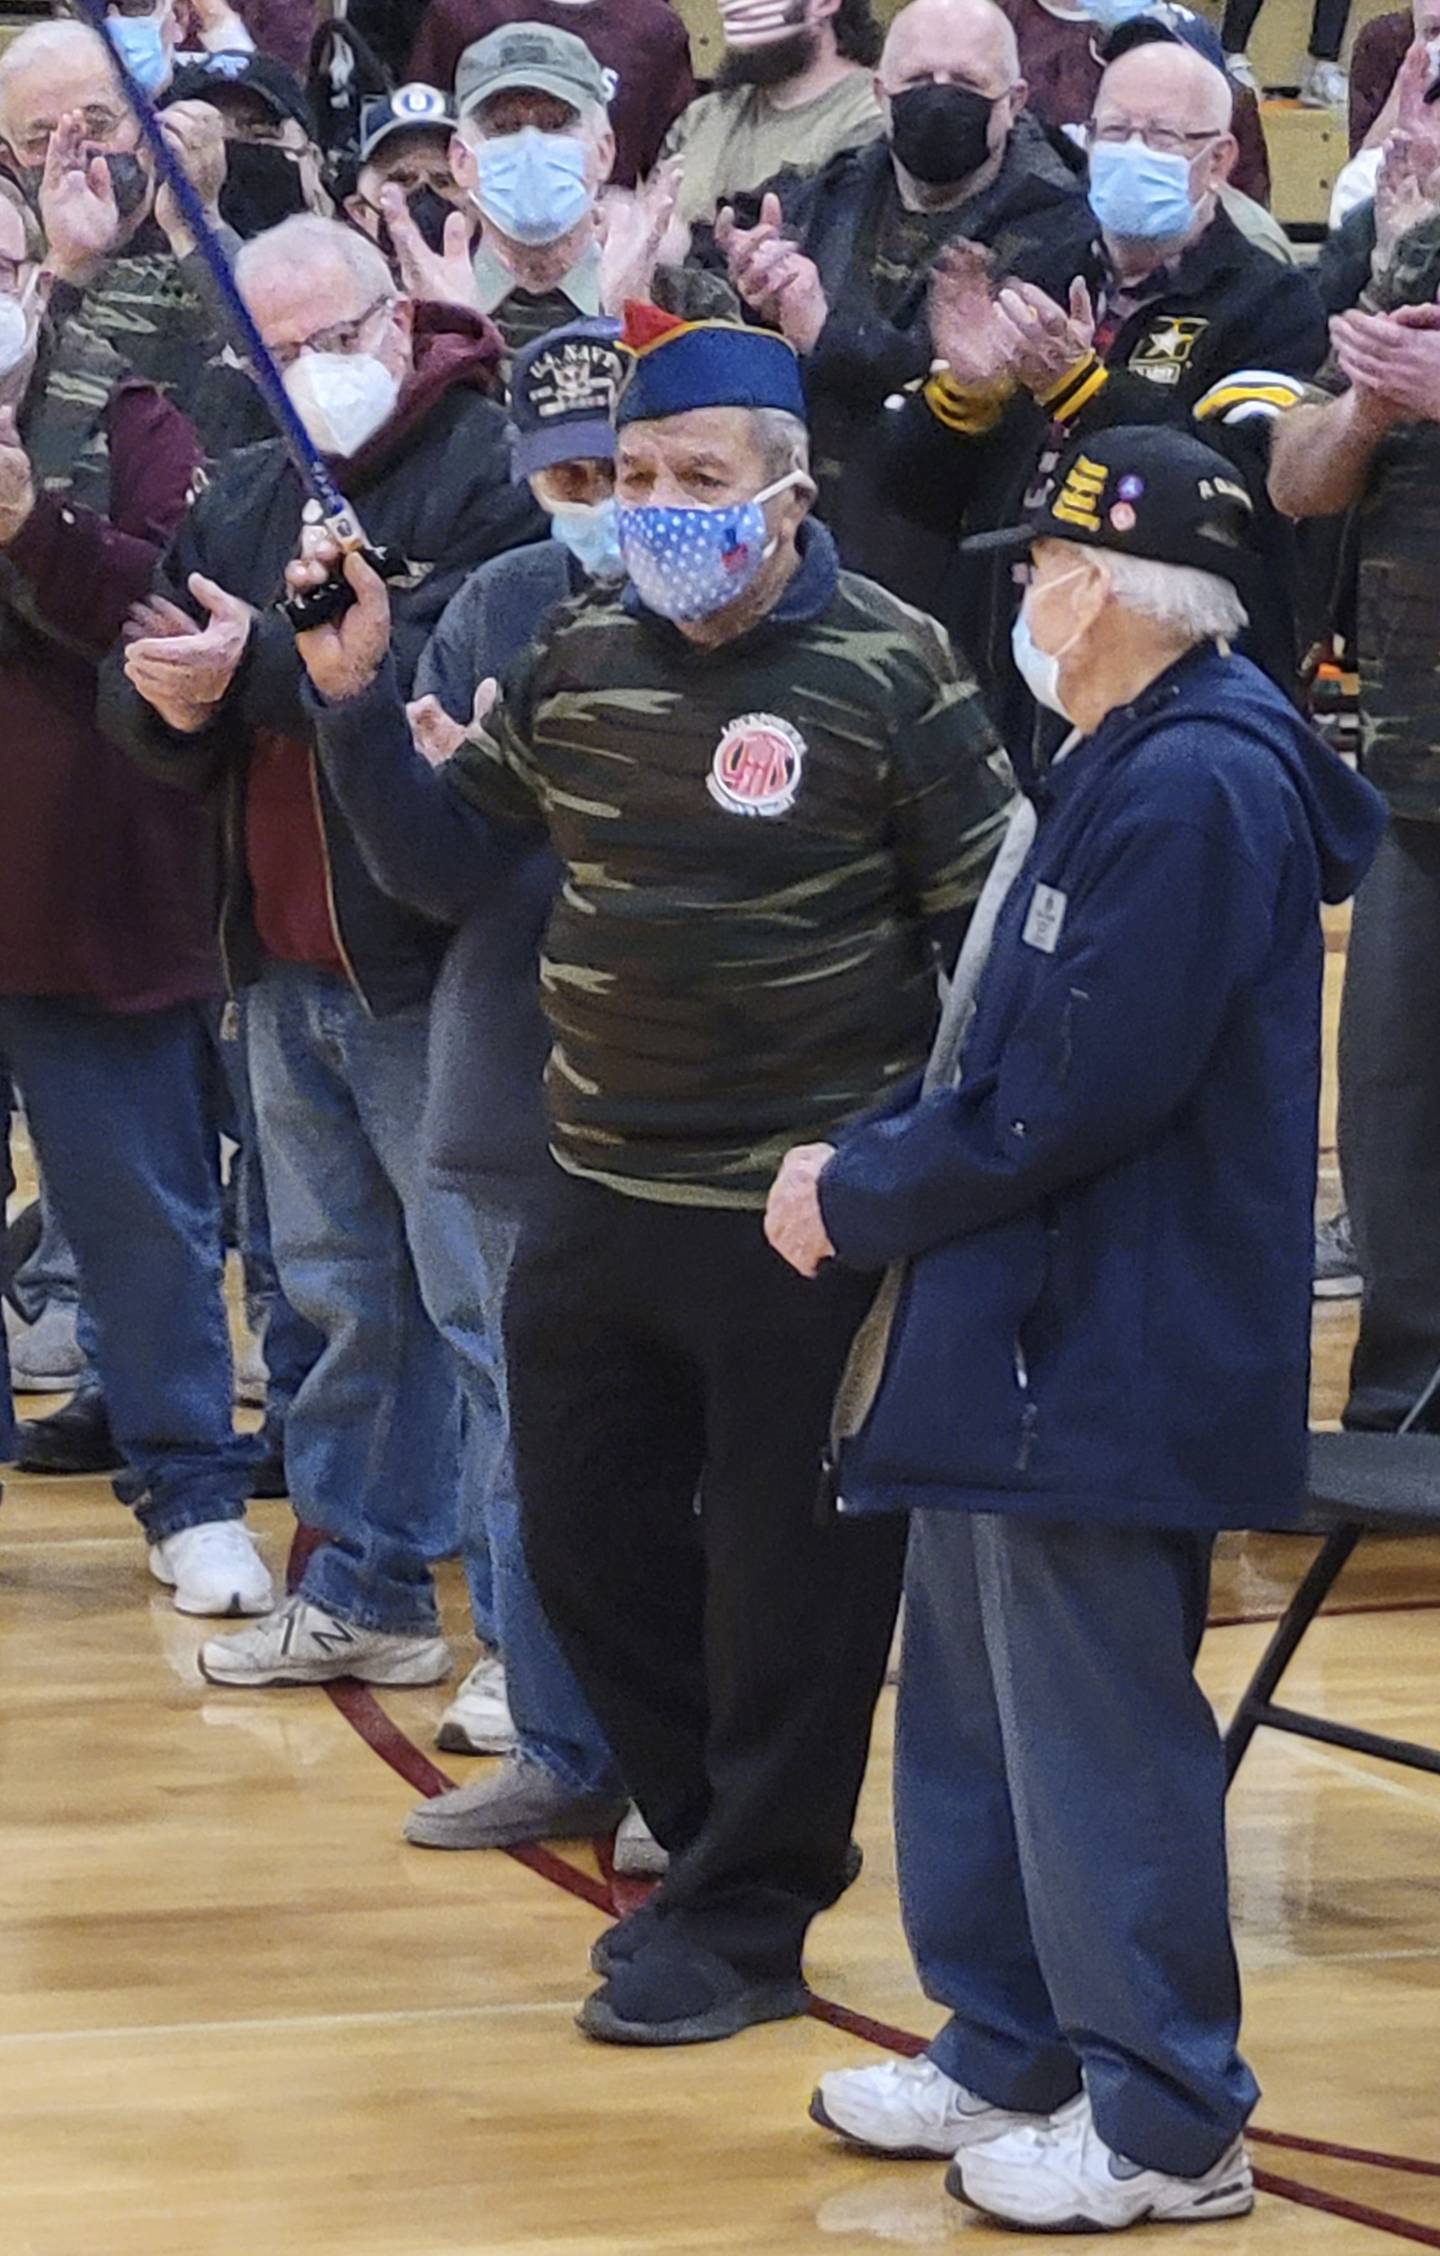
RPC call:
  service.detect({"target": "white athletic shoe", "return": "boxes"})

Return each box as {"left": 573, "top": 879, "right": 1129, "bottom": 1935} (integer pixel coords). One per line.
{"left": 1300, "top": 56, "right": 1348, "bottom": 107}
{"left": 435, "top": 1652, "right": 516, "bottom": 1754}
{"left": 199, "top": 1595, "right": 452, "bottom": 1687}
{"left": 1225, "top": 50, "right": 1259, "bottom": 91}
{"left": 811, "top": 2056, "right": 1051, "bottom": 2159}
{"left": 4, "top": 1298, "right": 86, "bottom": 1392}
{"left": 612, "top": 1802, "right": 669, "bottom": 1878}
{"left": 952, "top": 2099, "right": 1254, "bottom": 2233}
{"left": 149, "top": 1520, "right": 274, "bottom": 1618}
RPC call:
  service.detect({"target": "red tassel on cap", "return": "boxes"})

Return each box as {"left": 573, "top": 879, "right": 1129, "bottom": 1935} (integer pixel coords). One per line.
{"left": 621, "top": 300, "right": 688, "bottom": 351}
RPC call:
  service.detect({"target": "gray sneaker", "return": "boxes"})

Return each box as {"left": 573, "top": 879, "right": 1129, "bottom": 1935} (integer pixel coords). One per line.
{"left": 404, "top": 1755, "right": 627, "bottom": 1850}
{"left": 5, "top": 1299, "right": 86, "bottom": 1392}
{"left": 1315, "top": 1209, "right": 1360, "bottom": 1300}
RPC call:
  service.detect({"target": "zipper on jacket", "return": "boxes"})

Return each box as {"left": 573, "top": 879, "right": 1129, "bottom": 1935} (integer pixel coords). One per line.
{"left": 217, "top": 778, "right": 241, "bottom": 1003}
{"left": 308, "top": 749, "right": 371, "bottom": 1016}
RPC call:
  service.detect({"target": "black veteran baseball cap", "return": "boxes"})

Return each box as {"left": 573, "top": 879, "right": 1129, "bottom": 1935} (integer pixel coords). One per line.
{"left": 509, "top": 318, "right": 630, "bottom": 477}
{"left": 360, "top": 83, "right": 457, "bottom": 164}
{"left": 963, "top": 424, "right": 1260, "bottom": 597}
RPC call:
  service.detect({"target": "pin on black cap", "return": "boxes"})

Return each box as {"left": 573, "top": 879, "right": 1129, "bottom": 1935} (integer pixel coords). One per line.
{"left": 963, "top": 423, "right": 1260, "bottom": 601}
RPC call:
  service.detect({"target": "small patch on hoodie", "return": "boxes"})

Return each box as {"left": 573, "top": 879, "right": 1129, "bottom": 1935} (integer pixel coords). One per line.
{"left": 1022, "top": 883, "right": 1067, "bottom": 954}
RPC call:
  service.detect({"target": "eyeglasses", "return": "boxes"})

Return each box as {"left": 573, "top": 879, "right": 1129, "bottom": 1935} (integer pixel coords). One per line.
{"left": 1084, "top": 119, "right": 1221, "bottom": 156}
{"left": 12, "top": 105, "right": 128, "bottom": 165}
{"left": 259, "top": 296, "right": 394, "bottom": 375}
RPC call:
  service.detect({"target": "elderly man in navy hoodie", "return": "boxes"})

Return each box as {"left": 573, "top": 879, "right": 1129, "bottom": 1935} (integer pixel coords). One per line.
{"left": 769, "top": 426, "right": 1385, "bottom": 2234}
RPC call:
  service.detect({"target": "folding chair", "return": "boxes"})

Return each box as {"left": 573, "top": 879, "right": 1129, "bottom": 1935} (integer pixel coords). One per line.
{"left": 1223, "top": 1361, "right": 1440, "bottom": 1786}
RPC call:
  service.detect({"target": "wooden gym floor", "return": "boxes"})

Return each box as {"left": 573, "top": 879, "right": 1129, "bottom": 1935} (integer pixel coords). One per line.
{"left": 2, "top": 922, "right": 1439, "bottom": 2254}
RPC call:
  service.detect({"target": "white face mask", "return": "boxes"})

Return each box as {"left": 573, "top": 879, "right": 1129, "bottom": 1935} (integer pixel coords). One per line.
{"left": 0, "top": 273, "right": 38, "bottom": 382}
{"left": 283, "top": 350, "right": 400, "bottom": 458}
{"left": 1010, "top": 565, "right": 1089, "bottom": 720}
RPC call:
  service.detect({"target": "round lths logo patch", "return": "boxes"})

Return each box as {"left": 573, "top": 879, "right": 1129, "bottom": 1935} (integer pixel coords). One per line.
{"left": 707, "top": 713, "right": 806, "bottom": 818}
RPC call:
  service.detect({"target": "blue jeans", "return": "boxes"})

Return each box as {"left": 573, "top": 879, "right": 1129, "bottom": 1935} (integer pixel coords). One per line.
{"left": 0, "top": 998, "right": 255, "bottom": 1536}
{"left": 897, "top": 1511, "right": 1257, "bottom": 2179}
{"left": 216, "top": 997, "right": 323, "bottom": 1443}
{"left": 423, "top": 1171, "right": 620, "bottom": 1800}
{"left": 245, "top": 966, "right": 463, "bottom": 1636}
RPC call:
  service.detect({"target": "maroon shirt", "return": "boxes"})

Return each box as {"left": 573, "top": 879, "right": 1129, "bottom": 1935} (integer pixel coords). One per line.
{"left": 408, "top": 0, "right": 695, "bottom": 185}
{"left": 1, "top": 382, "right": 220, "bottom": 1012}
{"left": 997, "top": 0, "right": 1273, "bottom": 206}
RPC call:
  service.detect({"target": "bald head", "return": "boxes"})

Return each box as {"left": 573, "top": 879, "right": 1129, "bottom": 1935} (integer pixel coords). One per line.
{"left": 880, "top": 0, "right": 1021, "bottom": 97}
{"left": 1096, "top": 41, "right": 1235, "bottom": 137}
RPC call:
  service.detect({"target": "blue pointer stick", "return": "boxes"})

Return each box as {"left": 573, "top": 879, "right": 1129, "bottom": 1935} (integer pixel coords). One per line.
{"left": 70, "top": 0, "right": 397, "bottom": 624}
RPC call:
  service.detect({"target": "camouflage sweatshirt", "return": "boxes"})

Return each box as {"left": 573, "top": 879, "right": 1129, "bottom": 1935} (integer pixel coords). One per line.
{"left": 444, "top": 522, "right": 1014, "bottom": 1206}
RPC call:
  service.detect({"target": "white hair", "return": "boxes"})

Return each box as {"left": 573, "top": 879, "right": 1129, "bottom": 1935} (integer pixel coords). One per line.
{"left": 751, "top": 406, "right": 811, "bottom": 482}
{"left": 235, "top": 214, "right": 393, "bottom": 304}
{"left": 1079, "top": 544, "right": 1249, "bottom": 644}
{"left": 0, "top": 19, "right": 114, "bottom": 132}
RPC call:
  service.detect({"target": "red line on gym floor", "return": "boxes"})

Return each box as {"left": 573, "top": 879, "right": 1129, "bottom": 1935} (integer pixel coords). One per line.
{"left": 326, "top": 1677, "right": 1440, "bottom": 2251}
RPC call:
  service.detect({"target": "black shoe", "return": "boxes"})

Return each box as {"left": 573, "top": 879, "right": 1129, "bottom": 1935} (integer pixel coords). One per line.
{"left": 249, "top": 1448, "right": 289, "bottom": 1500}
{"left": 590, "top": 1837, "right": 864, "bottom": 1979}
{"left": 577, "top": 1934, "right": 810, "bottom": 2046}
{"left": 16, "top": 1386, "right": 124, "bottom": 1475}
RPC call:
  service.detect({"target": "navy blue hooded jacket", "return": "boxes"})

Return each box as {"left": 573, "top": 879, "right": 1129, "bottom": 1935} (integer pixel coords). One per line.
{"left": 820, "top": 643, "right": 1385, "bottom": 1532}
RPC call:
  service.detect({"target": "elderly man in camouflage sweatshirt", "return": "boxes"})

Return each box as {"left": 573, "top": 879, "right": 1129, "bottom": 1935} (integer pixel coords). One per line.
{"left": 287, "top": 307, "right": 1014, "bottom": 2048}
{"left": 1270, "top": 216, "right": 1440, "bottom": 1436}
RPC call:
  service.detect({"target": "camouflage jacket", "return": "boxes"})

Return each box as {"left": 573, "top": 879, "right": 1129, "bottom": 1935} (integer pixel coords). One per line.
{"left": 445, "top": 522, "right": 1015, "bottom": 1206}
{"left": 1350, "top": 213, "right": 1440, "bottom": 820}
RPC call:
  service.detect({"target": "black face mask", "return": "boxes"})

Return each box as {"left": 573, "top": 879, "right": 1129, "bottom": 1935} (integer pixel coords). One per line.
{"left": 103, "top": 149, "right": 151, "bottom": 221}
{"left": 220, "top": 141, "right": 308, "bottom": 239}
{"left": 387, "top": 185, "right": 455, "bottom": 256}
{"left": 888, "top": 82, "right": 995, "bottom": 187}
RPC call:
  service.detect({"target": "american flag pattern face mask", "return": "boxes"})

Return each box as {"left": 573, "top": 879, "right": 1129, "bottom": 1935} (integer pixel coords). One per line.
{"left": 617, "top": 472, "right": 804, "bottom": 623}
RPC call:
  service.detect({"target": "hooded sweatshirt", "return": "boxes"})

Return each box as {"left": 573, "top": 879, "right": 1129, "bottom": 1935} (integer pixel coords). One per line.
{"left": 818, "top": 642, "right": 1385, "bottom": 1532}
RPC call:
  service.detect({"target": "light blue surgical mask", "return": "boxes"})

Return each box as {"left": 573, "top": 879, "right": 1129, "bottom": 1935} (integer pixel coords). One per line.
{"left": 1087, "top": 138, "right": 1196, "bottom": 240}
{"left": 1011, "top": 568, "right": 1088, "bottom": 720}
{"left": 1076, "top": 0, "right": 1157, "bottom": 28}
{"left": 548, "top": 494, "right": 623, "bottom": 579}
{"left": 105, "top": 12, "right": 170, "bottom": 96}
{"left": 617, "top": 473, "right": 804, "bottom": 623}
{"left": 472, "top": 128, "right": 590, "bottom": 246}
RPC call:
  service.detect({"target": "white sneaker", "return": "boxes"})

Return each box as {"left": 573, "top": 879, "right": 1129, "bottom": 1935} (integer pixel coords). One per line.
{"left": 1225, "top": 51, "right": 1259, "bottom": 91}
{"left": 612, "top": 1802, "right": 669, "bottom": 1878}
{"left": 149, "top": 1520, "right": 274, "bottom": 1618}
{"left": 199, "top": 1595, "right": 452, "bottom": 1687}
{"left": 953, "top": 2099, "right": 1254, "bottom": 2232}
{"left": 5, "top": 1299, "right": 86, "bottom": 1392}
{"left": 811, "top": 2056, "right": 1050, "bottom": 2159}
{"left": 1301, "top": 56, "right": 1348, "bottom": 106}
{"left": 435, "top": 1652, "right": 515, "bottom": 1754}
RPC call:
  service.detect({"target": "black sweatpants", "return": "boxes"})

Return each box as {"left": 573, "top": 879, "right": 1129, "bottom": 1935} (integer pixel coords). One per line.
{"left": 506, "top": 1164, "right": 907, "bottom": 1981}
{"left": 1340, "top": 818, "right": 1440, "bottom": 1429}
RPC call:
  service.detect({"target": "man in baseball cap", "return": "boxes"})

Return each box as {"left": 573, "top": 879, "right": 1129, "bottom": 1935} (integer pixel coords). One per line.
{"left": 790, "top": 424, "right": 1385, "bottom": 2227}
{"left": 167, "top": 49, "right": 330, "bottom": 236}
{"left": 346, "top": 82, "right": 472, "bottom": 261}
{"left": 448, "top": 25, "right": 615, "bottom": 354}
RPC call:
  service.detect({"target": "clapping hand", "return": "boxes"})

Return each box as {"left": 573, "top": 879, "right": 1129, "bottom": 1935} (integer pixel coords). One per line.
{"left": 380, "top": 184, "right": 481, "bottom": 314}
{"left": 0, "top": 406, "right": 34, "bottom": 547}
{"left": 716, "top": 191, "right": 829, "bottom": 352}
{"left": 40, "top": 111, "right": 121, "bottom": 283}
{"left": 599, "top": 157, "right": 685, "bottom": 313}
{"left": 1331, "top": 300, "right": 1440, "bottom": 424}
{"left": 927, "top": 240, "right": 1017, "bottom": 391}
{"left": 993, "top": 278, "right": 1097, "bottom": 397}
{"left": 155, "top": 100, "right": 227, "bottom": 254}
{"left": 124, "top": 573, "right": 253, "bottom": 733}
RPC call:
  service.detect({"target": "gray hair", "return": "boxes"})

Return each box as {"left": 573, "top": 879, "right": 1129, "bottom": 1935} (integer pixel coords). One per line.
{"left": 751, "top": 406, "right": 811, "bottom": 484}
{"left": 0, "top": 19, "right": 114, "bottom": 133}
{"left": 234, "top": 214, "right": 394, "bottom": 306}
{"left": 1080, "top": 545, "right": 1249, "bottom": 644}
